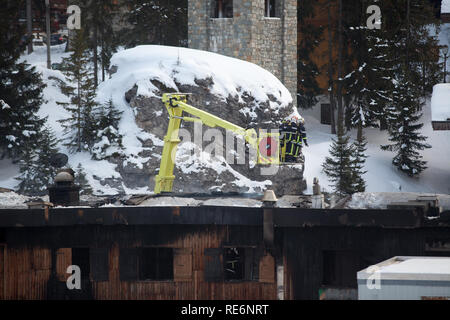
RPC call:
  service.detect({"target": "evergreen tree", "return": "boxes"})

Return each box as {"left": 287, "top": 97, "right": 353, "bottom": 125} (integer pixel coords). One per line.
{"left": 15, "top": 140, "right": 38, "bottom": 195}
{"left": 351, "top": 134, "right": 368, "bottom": 193}
{"left": 322, "top": 133, "right": 357, "bottom": 198}
{"left": 74, "top": 163, "right": 93, "bottom": 196}
{"left": 381, "top": 75, "right": 431, "bottom": 176}
{"left": 122, "top": 0, "right": 188, "bottom": 48}
{"left": 0, "top": 0, "right": 46, "bottom": 159}
{"left": 15, "top": 126, "right": 60, "bottom": 196}
{"left": 297, "top": 0, "right": 323, "bottom": 109}
{"left": 72, "top": 0, "right": 120, "bottom": 84}
{"left": 57, "top": 29, "right": 98, "bottom": 153}
{"left": 91, "top": 99, "right": 124, "bottom": 160}
{"left": 34, "top": 126, "right": 60, "bottom": 192}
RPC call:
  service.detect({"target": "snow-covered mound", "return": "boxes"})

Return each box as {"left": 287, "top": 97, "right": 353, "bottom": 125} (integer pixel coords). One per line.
{"left": 95, "top": 45, "right": 302, "bottom": 195}
{"left": 98, "top": 45, "right": 294, "bottom": 108}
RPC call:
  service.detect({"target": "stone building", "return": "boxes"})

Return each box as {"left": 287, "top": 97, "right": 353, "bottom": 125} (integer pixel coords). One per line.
{"left": 188, "top": 0, "right": 298, "bottom": 107}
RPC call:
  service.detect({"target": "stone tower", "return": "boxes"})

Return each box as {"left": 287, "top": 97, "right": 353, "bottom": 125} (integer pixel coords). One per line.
{"left": 188, "top": 0, "right": 297, "bottom": 107}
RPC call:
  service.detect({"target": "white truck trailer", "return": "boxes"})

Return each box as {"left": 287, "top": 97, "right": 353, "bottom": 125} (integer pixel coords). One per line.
{"left": 358, "top": 256, "right": 450, "bottom": 300}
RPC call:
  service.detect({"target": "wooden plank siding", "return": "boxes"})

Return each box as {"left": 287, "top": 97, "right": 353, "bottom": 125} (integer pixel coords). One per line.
{"left": 1, "top": 225, "right": 277, "bottom": 300}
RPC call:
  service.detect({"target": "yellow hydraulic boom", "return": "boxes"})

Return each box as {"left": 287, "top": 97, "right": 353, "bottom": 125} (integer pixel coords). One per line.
{"left": 154, "top": 93, "right": 279, "bottom": 194}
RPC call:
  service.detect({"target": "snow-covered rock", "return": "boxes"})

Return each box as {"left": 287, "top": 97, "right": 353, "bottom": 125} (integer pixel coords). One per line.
{"left": 97, "top": 45, "right": 304, "bottom": 195}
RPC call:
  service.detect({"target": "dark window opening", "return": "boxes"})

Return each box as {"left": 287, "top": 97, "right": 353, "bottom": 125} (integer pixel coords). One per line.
{"left": 265, "top": 0, "right": 277, "bottom": 17}
{"left": 72, "top": 248, "right": 90, "bottom": 280}
{"left": 140, "top": 248, "right": 174, "bottom": 281}
{"left": 224, "top": 247, "right": 245, "bottom": 280}
{"left": 322, "top": 250, "right": 362, "bottom": 288}
{"left": 0, "top": 229, "right": 5, "bottom": 243}
{"left": 213, "top": 0, "right": 233, "bottom": 18}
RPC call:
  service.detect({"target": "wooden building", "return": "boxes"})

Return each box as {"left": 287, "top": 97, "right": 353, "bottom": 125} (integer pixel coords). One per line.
{"left": 0, "top": 205, "right": 449, "bottom": 300}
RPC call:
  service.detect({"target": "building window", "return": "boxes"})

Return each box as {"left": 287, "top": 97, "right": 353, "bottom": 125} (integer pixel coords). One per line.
{"left": 265, "top": 0, "right": 277, "bottom": 17}
{"left": 204, "top": 247, "right": 260, "bottom": 282}
{"left": 213, "top": 0, "right": 233, "bottom": 18}
{"left": 140, "top": 248, "right": 174, "bottom": 281}
{"left": 119, "top": 247, "right": 174, "bottom": 281}
{"left": 224, "top": 247, "right": 245, "bottom": 280}
{"left": 322, "top": 250, "right": 362, "bottom": 288}
{"left": 72, "top": 248, "right": 90, "bottom": 280}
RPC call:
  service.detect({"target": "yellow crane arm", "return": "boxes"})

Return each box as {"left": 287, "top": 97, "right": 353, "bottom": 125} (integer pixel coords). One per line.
{"left": 154, "top": 93, "right": 259, "bottom": 194}
{"left": 154, "top": 93, "right": 280, "bottom": 194}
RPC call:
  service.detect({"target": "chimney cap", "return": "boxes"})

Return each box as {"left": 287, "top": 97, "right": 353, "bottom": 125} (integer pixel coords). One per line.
{"left": 262, "top": 190, "right": 278, "bottom": 202}
{"left": 54, "top": 171, "right": 74, "bottom": 183}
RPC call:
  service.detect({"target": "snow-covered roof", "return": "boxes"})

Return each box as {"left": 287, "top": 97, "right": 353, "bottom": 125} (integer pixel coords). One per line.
{"left": 442, "top": 0, "right": 450, "bottom": 14}
{"left": 358, "top": 257, "right": 450, "bottom": 281}
{"left": 431, "top": 84, "right": 450, "bottom": 121}
{"left": 346, "top": 192, "right": 450, "bottom": 211}
{"left": 98, "top": 45, "right": 293, "bottom": 107}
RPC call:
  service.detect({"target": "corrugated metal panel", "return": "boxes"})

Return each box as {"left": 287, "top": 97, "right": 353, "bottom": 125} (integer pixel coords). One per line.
{"left": 174, "top": 248, "right": 193, "bottom": 282}
{"left": 56, "top": 248, "right": 71, "bottom": 282}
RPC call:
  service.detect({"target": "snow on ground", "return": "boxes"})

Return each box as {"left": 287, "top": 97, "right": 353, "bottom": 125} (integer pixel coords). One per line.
{"left": 431, "top": 84, "right": 450, "bottom": 121}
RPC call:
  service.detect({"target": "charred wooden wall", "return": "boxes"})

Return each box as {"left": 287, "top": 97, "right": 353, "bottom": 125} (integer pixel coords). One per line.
{"left": 0, "top": 225, "right": 277, "bottom": 300}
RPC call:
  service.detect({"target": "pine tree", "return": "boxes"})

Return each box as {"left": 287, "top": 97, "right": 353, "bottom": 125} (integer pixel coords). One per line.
{"left": 72, "top": 0, "right": 120, "bottom": 84}
{"left": 15, "top": 141, "right": 39, "bottom": 195}
{"left": 91, "top": 99, "right": 124, "bottom": 160}
{"left": 0, "top": 0, "right": 46, "bottom": 160}
{"left": 57, "top": 29, "right": 98, "bottom": 153}
{"left": 15, "top": 125, "right": 60, "bottom": 196}
{"left": 351, "top": 134, "right": 368, "bottom": 193}
{"left": 33, "top": 126, "right": 60, "bottom": 193}
{"left": 74, "top": 163, "right": 93, "bottom": 196}
{"left": 322, "top": 133, "right": 357, "bottom": 198}
{"left": 381, "top": 75, "right": 431, "bottom": 176}
{"left": 122, "top": 0, "right": 188, "bottom": 48}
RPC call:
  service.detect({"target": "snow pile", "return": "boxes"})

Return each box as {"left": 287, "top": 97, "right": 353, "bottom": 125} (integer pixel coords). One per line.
{"left": 431, "top": 84, "right": 450, "bottom": 121}
{"left": 0, "top": 192, "right": 31, "bottom": 209}
{"left": 346, "top": 192, "right": 450, "bottom": 210}
{"left": 99, "top": 45, "right": 293, "bottom": 108}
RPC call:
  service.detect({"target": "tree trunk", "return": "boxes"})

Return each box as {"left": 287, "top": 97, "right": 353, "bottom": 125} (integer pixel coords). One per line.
{"left": 336, "top": 0, "right": 344, "bottom": 136}
{"left": 93, "top": 24, "right": 98, "bottom": 87}
{"left": 406, "top": 0, "right": 411, "bottom": 72}
{"left": 27, "top": 0, "right": 33, "bottom": 54}
{"left": 327, "top": 0, "right": 336, "bottom": 135}
{"left": 45, "top": 0, "right": 51, "bottom": 69}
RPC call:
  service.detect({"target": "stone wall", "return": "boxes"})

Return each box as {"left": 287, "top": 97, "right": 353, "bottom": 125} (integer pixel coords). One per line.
{"left": 188, "top": 0, "right": 297, "bottom": 107}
